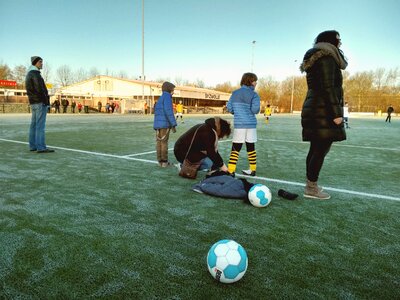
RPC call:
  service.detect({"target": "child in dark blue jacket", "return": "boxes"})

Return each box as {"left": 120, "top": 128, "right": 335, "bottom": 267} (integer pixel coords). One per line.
{"left": 153, "top": 82, "right": 177, "bottom": 167}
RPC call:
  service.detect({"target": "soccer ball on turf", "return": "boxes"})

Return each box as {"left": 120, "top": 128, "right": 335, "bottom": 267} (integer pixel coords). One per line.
{"left": 207, "top": 239, "right": 248, "bottom": 283}
{"left": 248, "top": 184, "right": 272, "bottom": 207}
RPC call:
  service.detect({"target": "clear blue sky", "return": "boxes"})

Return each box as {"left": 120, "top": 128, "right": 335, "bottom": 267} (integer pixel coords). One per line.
{"left": 1, "top": 0, "right": 399, "bottom": 86}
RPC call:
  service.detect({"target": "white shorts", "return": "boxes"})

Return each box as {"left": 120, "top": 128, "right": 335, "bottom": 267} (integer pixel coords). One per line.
{"left": 232, "top": 128, "right": 257, "bottom": 143}
{"left": 176, "top": 112, "right": 183, "bottom": 117}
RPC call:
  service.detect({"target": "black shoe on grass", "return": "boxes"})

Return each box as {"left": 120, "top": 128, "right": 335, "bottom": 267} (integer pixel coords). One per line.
{"left": 37, "top": 149, "right": 55, "bottom": 153}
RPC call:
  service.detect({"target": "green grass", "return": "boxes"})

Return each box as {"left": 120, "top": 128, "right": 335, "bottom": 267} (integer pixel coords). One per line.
{"left": 1, "top": 113, "right": 399, "bottom": 299}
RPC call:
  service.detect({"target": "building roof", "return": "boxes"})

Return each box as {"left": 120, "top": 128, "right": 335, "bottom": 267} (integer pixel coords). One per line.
{"left": 61, "top": 75, "right": 231, "bottom": 96}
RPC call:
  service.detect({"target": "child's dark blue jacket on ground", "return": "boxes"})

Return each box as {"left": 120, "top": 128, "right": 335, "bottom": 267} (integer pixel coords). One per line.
{"left": 192, "top": 171, "right": 253, "bottom": 203}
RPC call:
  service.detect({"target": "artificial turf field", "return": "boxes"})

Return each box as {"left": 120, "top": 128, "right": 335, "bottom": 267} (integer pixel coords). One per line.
{"left": 0, "top": 113, "right": 399, "bottom": 299}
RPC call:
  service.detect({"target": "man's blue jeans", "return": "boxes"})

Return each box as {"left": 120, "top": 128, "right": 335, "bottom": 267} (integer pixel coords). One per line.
{"left": 29, "top": 103, "right": 48, "bottom": 151}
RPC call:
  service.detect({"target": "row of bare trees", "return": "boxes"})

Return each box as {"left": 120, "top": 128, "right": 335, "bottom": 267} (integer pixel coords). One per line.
{"left": 0, "top": 62, "right": 129, "bottom": 88}
{"left": 1, "top": 61, "right": 398, "bottom": 112}
{"left": 214, "top": 69, "right": 399, "bottom": 113}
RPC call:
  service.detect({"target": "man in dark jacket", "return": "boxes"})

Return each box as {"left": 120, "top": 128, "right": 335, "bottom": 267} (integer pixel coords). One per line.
{"left": 174, "top": 117, "right": 231, "bottom": 172}
{"left": 385, "top": 105, "right": 394, "bottom": 123}
{"left": 26, "top": 56, "right": 54, "bottom": 153}
{"left": 300, "top": 30, "right": 347, "bottom": 199}
{"left": 53, "top": 99, "right": 60, "bottom": 113}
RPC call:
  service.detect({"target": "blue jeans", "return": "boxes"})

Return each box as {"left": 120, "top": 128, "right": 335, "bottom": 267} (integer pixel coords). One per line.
{"left": 29, "top": 103, "right": 48, "bottom": 151}
{"left": 199, "top": 157, "right": 213, "bottom": 170}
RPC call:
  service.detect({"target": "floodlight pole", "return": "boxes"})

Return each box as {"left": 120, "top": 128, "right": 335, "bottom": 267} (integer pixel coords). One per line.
{"left": 251, "top": 41, "right": 256, "bottom": 72}
{"left": 290, "top": 76, "right": 294, "bottom": 113}
{"left": 141, "top": 0, "right": 145, "bottom": 103}
{"left": 290, "top": 60, "right": 297, "bottom": 113}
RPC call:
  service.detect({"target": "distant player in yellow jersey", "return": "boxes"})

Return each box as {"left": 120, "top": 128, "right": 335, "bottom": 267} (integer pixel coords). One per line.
{"left": 264, "top": 104, "right": 272, "bottom": 124}
{"left": 176, "top": 100, "right": 184, "bottom": 123}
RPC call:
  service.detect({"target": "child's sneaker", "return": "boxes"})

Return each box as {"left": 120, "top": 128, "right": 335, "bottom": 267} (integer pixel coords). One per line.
{"left": 242, "top": 169, "right": 256, "bottom": 176}
{"left": 160, "top": 161, "right": 172, "bottom": 168}
{"left": 175, "top": 163, "right": 182, "bottom": 171}
{"left": 192, "top": 187, "right": 203, "bottom": 194}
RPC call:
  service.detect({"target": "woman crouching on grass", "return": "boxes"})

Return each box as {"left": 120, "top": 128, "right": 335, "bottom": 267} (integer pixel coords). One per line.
{"left": 174, "top": 117, "right": 231, "bottom": 179}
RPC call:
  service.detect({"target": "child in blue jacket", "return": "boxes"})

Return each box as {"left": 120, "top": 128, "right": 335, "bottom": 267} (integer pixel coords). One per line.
{"left": 227, "top": 73, "right": 260, "bottom": 176}
{"left": 153, "top": 82, "right": 177, "bottom": 167}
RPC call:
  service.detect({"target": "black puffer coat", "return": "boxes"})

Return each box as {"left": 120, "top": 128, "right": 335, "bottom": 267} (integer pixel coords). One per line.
{"left": 300, "top": 48, "right": 346, "bottom": 142}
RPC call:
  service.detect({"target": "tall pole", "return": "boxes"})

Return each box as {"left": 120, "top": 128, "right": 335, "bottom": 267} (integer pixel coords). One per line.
{"left": 251, "top": 41, "right": 256, "bottom": 72}
{"left": 290, "top": 76, "right": 294, "bottom": 113}
{"left": 141, "top": 0, "right": 145, "bottom": 103}
{"left": 290, "top": 59, "right": 297, "bottom": 113}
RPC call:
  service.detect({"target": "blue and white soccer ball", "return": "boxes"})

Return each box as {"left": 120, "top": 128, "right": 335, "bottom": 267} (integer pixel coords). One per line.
{"left": 248, "top": 184, "right": 272, "bottom": 207}
{"left": 207, "top": 239, "right": 248, "bottom": 283}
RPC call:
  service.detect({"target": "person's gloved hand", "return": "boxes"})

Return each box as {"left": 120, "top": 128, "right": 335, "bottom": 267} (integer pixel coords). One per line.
{"left": 171, "top": 127, "right": 176, "bottom": 133}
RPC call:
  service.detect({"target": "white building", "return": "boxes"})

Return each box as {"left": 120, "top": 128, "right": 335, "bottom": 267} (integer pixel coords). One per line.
{"left": 57, "top": 75, "right": 231, "bottom": 114}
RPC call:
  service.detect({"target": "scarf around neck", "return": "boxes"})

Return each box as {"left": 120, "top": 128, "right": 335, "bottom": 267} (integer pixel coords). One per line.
{"left": 314, "top": 42, "right": 348, "bottom": 70}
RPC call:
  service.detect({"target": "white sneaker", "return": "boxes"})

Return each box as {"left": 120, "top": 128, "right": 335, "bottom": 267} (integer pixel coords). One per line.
{"left": 242, "top": 169, "right": 256, "bottom": 176}
{"left": 192, "top": 187, "right": 203, "bottom": 194}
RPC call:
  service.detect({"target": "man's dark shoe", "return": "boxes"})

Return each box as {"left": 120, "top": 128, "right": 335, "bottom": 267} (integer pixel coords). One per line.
{"left": 37, "top": 149, "right": 55, "bottom": 153}
{"left": 29, "top": 149, "right": 37, "bottom": 151}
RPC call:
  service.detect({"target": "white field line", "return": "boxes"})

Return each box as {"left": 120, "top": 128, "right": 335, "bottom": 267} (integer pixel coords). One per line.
{"left": 1, "top": 137, "right": 399, "bottom": 202}
{"left": 238, "top": 174, "right": 400, "bottom": 202}
{"left": 122, "top": 148, "right": 173, "bottom": 157}
{"left": 0, "top": 138, "right": 158, "bottom": 164}
{"left": 258, "top": 138, "right": 400, "bottom": 151}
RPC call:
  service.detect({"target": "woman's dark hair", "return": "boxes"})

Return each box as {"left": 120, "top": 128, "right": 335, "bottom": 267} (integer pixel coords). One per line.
{"left": 219, "top": 118, "right": 231, "bottom": 139}
{"left": 240, "top": 72, "right": 258, "bottom": 86}
{"left": 314, "top": 30, "right": 340, "bottom": 47}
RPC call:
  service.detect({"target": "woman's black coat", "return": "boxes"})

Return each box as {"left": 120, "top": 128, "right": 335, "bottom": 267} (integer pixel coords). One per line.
{"left": 301, "top": 48, "right": 346, "bottom": 142}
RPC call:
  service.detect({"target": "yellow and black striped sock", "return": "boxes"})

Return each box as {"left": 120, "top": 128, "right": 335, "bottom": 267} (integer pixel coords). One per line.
{"left": 228, "top": 150, "right": 239, "bottom": 174}
{"left": 247, "top": 150, "right": 257, "bottom": 172}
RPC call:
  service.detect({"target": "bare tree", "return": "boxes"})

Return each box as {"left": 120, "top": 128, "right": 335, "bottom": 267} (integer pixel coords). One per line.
{"left": 0, "top": 62, "right": 12, "bottom": 80}
{"left": 257, "top": 76, "right": 280, "bottom": 106}
{"left": 12, "top": 65, "right": 27, "bottom": 88}
{"left": 214, "top": 81, "right": 237, "bottom": 93}
{"left": 41, "top": 62, "right": 51, "bottom": 83}
{"left": 345, "top": 71, "right": 374, "bottom": 111}
{"left": 75, "top": 68, "right": 88, "bottom": 82}
{"left": 118, "top": 70, "right": 128, "bottom": 78}
{"left": 374, "top": 68, "right": 386, "bottom": 90}
{"left": 385, "top": 67, "right": 399, "bottom": 88}
{"left": 89, "top": 67, "right": 100, "bottom": 78}
{"left": 174, "top": 76, "right": 189, "bottom": 86}
{"left": 56, "top": 65, "right": 74, "bottom": 87}
{"left": 293, "top": 76, "right": 307, "bottom": 111}
{"left": 194, "top": 79, "right": 205, "bottom": 88}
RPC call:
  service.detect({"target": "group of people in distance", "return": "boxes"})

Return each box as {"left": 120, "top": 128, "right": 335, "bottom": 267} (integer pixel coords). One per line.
{"left": 25, "top": 30, "right": 393, "bottom": 200}
{"left": 153, "top": 30, "right": 353, "bottom": 200}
